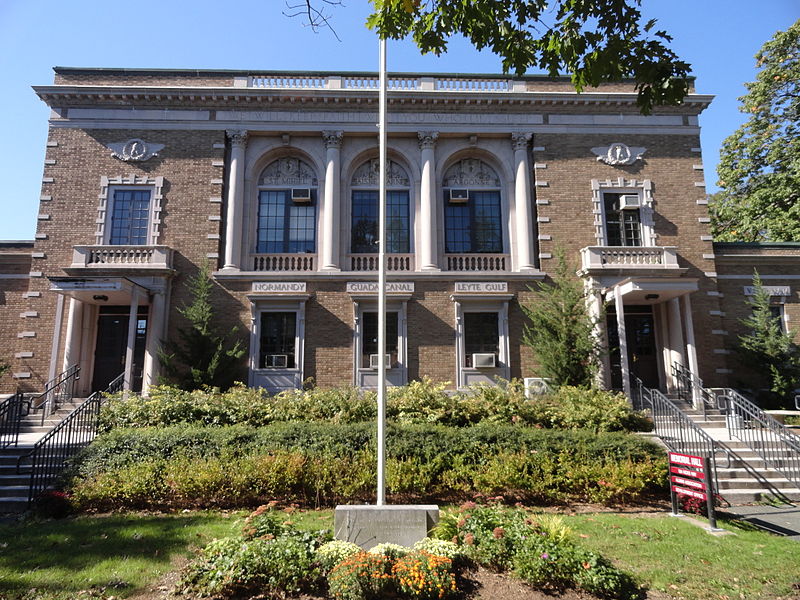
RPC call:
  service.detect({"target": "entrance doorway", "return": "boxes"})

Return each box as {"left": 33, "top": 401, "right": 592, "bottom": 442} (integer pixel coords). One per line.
{"left": 91, "top": 305, "right": 148, "bottom": 392}
{"left": 607, "top": 305, "right": 660, "bottom": 390}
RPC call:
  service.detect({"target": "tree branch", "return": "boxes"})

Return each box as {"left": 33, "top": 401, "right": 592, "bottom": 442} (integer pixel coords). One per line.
{"left": 283, "top": 0, "right": 344, "bottom": 42}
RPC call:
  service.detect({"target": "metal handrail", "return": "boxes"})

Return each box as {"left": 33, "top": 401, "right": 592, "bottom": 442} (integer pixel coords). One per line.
{"left": 631, "top": 376, "right": 727, "bottom": 492}
{"left": 17, "top": 373, "right": 124, "bottom": 504}
{"left": 717, "top": 387, "right": 800, "bottom": 490}
{"left": 0, "top": 391, "right": 28, "bottom": 449}
{"left": 31, "top": 364, "right": 81, "bottom": 425}
{"left": 671, "top": 362, "right": 717, "bottom": 420}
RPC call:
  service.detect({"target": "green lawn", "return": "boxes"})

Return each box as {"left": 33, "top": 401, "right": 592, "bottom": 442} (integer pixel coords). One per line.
{"left": 1, "top": 509, "right": 799, "bottom": 600}
{"left": 0, "top": 512, "right": 242, "bottom": 600}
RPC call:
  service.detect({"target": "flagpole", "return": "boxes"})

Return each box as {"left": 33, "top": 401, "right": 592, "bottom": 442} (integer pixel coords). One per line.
{"left": 377, "top": 35, "right": 387, "bottom": 507}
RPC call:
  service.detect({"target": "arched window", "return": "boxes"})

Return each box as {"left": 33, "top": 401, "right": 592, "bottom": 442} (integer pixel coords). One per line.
{"left": 350, "top": 159, "right": 411, "bottom": 254}
{"left": 442, "top": 159, "right": 502, "bottom": 254}
{"left": 256, "top": 158, "right": 318, "bottom": 254}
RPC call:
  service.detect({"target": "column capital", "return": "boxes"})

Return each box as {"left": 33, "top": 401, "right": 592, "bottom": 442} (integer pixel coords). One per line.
{"left": 417, "top": 131, "right": 439, "bottom": 150}
{"left": 226, "top": 129, "right": 249, "bottom": 148}
{"left": 511, "top": 132, "right": 532, "bottom": 151}
{"left": 322, "top": 130, "right": 344, "bottom": 149}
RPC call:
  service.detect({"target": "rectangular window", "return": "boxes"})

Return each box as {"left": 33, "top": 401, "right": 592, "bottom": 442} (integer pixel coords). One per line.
{"left": 257, "top": 190, "right": 316, "bottom": 253}
{"left": 361, "top": 311, "right": 398, "bottom": 368}
{"left": 445, "top": 191, "right": 502, "bottom": 253}
{"left": 769, "top": 304, "right": 786, "bottom": 332}
{"left": 604, "top": 193, "right": 641, "bottom": 247}
{"left": 351, "top": 191, "right": 410, "bottom": 253}
{"left": 109, "top": 188, "right": 152, "bottom": 245}
{"left": 464, "top": 312, "right": 499, "bottom": 367}
{"left": 259, "top": 312, "right": 296, "bottom": 369}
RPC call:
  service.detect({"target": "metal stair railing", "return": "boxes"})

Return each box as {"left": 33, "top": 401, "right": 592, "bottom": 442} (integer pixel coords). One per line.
{"left": 717, "top": 387, "right": 800, "bottom": 491}
{"left": 31, "top": 364, "right": 81, "bottom": 425}
{"left": 632, "top": 376, "right": 729, "bottom": 493}
{"left": 17, "top": 373, "right": 124, "bottom": 504}
{"left": 0, "top": 391, "right": 29, "bottom": 449}
{"left": 671, "top": 362, "right": 717, "bottom": 420}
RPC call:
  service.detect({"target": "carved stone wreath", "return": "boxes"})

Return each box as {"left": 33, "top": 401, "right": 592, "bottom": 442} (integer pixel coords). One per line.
{"left": 443, "top": 158, "right": 500, "bottom": 187}
{"left": 259, "top": 157, "right": 318, "bottom": 186}
{"left": 591, "top": 143, "right": 646, "bottom": 166}
{"left": 351, "top": 159, "right": 410, "bottom": 187}
{"left": 106, "top": 139, "right": 164, "bottom": 162}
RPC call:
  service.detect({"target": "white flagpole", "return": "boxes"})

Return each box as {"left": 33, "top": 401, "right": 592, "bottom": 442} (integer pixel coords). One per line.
{"left": 377, "top": 36, "right": 387, "bottom": 507}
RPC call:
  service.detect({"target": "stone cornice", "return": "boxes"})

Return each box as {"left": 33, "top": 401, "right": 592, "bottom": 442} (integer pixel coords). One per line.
{"left": 34, "top": 85, "right": 713, "bottom": 115}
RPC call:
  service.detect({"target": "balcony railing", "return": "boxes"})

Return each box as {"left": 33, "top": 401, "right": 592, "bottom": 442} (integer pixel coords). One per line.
{"left": 71, "top": 245, "right": 173, "bottom": 270}
{"left": 445, "top": 254, "right": 508, "bottom": 272}
{"left": 580, "top": 246, "right": 679, "bottom": 271}
{"left": 350, "top": 254, "right": 414, "bottom": 272}
{"left": 248, "top": 74, "right": 520, "bottom": 93}
{"left": 252, "top": 253, "right": 316, "bottom": 272}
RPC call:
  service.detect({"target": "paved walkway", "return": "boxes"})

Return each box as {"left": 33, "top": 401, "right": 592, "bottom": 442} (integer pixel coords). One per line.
{"left": 721, "top": 504, "right": 800, "bottom": 540}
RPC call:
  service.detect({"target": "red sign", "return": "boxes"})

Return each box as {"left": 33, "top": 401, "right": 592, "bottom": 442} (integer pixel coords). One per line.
{"left": 671, "top": 476, "right": 706, "bottom": 490}
{"left": 668, "top": 452, "right": 705, "bottom": 469}
{"left": 670, "top": 466, "right": 705, "bottom": 479}
{"left": 672, "top": 485, "right": 707, "bottom": 500}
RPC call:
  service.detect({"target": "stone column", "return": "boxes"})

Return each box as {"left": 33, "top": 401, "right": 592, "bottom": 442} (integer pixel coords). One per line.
{"left": 668, "top": 297, "right": 686, "bottom": 372}
{"left": 123, "top": 292, "right": 140, "bottom": 393}
{"left": 223, "top": 130, "right": 248, "bottom": 270}
{"left": 142, "top": 290, "right": 167, "bottom": 396}
{"left": 586, "top": 281, "right": 610, "bottom": 388}
{"left": 321, "top": 131, "right": 343, "bottom": 271}
{"left": 418, "top": 131, "right": 439, "bottom": 271}
{"left": 62, "top": 298, "right": 84, "bottom": 372}
{"left": 614, "top": 285, "right": 631, "bottom": 399}
{"left": 682, "top": 294, "right": 701, "bottom": 407}
{"left": 512, "top": 133, "right": 536, "bottom": 271}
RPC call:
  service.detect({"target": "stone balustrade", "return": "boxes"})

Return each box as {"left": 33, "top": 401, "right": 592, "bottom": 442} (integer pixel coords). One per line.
{"left": 445, "top": 254, "right": 508, "bottom": 272}
{"left": 350, "top": 254, "right": 414, "bottom": 272}
{"left": 70, "top": 245, "right": 173, "bottom": 269}
{"left": 249, "top": 74, "right": 520, "bottom": 93}
{"left": 252, "top": 253, "right": 316, "bottom": 272}
{"left": 580, "top": 246, "right": 679, "bottom": 271}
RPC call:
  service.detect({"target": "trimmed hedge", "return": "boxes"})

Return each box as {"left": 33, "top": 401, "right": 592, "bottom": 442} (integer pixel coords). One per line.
{"left": 98, "top": 380, "right": 651, "bottom": 433}
{"left": 67, "top": 423, "right": 666, "bottom": 510}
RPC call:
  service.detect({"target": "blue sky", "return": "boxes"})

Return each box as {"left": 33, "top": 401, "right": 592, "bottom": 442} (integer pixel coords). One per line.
{"left": 0, "top": 1, "right": 796, "bottom": 240}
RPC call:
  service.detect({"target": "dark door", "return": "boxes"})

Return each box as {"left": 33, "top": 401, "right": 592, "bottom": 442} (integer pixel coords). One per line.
{"left": 607, "top": 305, "right": 660, "bottom": 390}
{"left": 91, "top": 306, "right": 148, "bottom": 392}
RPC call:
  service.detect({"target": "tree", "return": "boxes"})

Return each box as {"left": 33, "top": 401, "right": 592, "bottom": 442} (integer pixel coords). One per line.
{"left": 521, "top": 251, "right": 600, "bottom": 387}
{"left": 737, "top": 272, "right": 800, "bottom": 407}
{"left": 711, "top": 20, "right": 800, "bottom": 242}
{"left": 158, "top": 263, "right": 245, "bottom": 390}
{"left": 295, "top": 0, "right": 691, "bottom": 114}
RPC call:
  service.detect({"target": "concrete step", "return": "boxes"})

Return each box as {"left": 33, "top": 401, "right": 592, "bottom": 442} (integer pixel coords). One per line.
{"left": 0, "top": 485, "right": 30, "bottom": 499}
{"left": 719, "top": 487, "right": 800, "bottom": 504}
{"left": 0, "top": 497, "right": 29, "bottom": 512}
{"left": 717, "top": 477, "right": 796, "bottom": 490}
{"left": 0, "top": 474, "right": 31, "bottom": 487}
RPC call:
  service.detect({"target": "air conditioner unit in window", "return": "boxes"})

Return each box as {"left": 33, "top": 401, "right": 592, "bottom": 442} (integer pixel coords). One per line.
{"left": 449, "top": 189, "right": 469, "bottom": 203}
{"left": 524, "top": 377, "right": 553, "bottom": 397}
{"left": 619, "top": 194, "right": 641, "bottom": 209}
{"left": 369, "top": 354, "right": 392, "bottom": 369}
{"left": 291, "top": 188, "right": 312, "bottom": 202}
{"left": 265, "top": 354, "right": 288, "bottom": 368}
{"left": 472, "top": 353, "right": 496, "bottom": 368}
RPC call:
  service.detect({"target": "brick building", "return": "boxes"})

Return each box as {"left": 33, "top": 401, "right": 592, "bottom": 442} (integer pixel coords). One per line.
{"left": 2, "top": 67, "right": 798, "bottom": 398}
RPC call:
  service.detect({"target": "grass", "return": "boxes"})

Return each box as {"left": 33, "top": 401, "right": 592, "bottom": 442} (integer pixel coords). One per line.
{"left": 565, "top": 512, "right": 800, "bottom": 599}
{"left": 1, "top": 508, "right": 799, "bottom": 600}
{"left": 0, "top": 512, "right": 243, "bottom": 600}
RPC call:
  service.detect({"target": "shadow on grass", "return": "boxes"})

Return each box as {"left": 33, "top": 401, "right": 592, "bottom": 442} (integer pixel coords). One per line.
{"left": 0, "top": 514, "right": 233, "bottom": 598}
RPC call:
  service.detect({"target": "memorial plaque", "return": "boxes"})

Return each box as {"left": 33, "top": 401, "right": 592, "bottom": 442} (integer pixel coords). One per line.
{"left": 251, "top": 282, "right": 307, "bottom": 293}
{"left": 334, "top": 505, "right": 439, "bottom": 549}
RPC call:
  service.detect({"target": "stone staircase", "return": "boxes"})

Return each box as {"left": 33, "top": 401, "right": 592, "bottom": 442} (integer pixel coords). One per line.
{"left": 670, "top": 398, "right": 800, "bottom": 505}
{"left": 0, "top": 398, "right": 84, "bottom": 513}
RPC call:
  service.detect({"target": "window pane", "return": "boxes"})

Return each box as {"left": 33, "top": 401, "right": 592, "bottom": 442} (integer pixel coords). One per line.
{"left": 351, "top": 190, "right": 409, "bottom": 254}
{"left": 445, "top": 191, "right": 501, "bottom": 253}
{"left": 464, "top": 312, "right": 499, "bottom": 367}
{"left": 386, "top": 191, "right": 410, "bottom": 253}
{"left": 362, "top": 311, "right": 399, "bottom": 368}
{"left": 110, "top": 189, "right": 151, "bottom": 245}
{"left": 257, "top": 190, "right": 316, "bottom": 253}
{"left": 259, "top": 312, "right": 296, "bottom": 368}
{"left": 604, "top": 193, "right": 641, "bottom": 247}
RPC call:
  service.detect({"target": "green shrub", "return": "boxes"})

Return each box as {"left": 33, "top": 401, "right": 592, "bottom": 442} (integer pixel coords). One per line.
{"left": 513, "top": 537, "right": 578, "bottom": 590}
{"left": 392, "top": 550, "right": 458, "bottom": 599}
{"left": 67, "top": 423, "right": 666, "bottom": 510}
{"left": 99, "top": 379, "right": 649, "bottom": 432}
{"left": 180, "top": 535, "right": 319, "bottom": 598}
{"left": 327, "top": 551, "right": 395, "bottom": 600}
{"left": 316, "top": 540, "right": 362, "bottom": 574}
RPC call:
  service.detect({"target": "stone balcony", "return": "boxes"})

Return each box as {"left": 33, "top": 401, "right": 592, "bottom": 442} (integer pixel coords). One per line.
{"left": 70, "top": 245, "right": 173, "bottom": 272}
{"left": 349, "top": 254, "right": 414, "bottom": 272}
{"left": 251, "top": 253, "right": 316, "bottom": 272}
{"left": 580, "top": 246, "right": 680, "bottom": 274}
{"left": 445, "top": 254, "right": 509, "bottom": 272}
